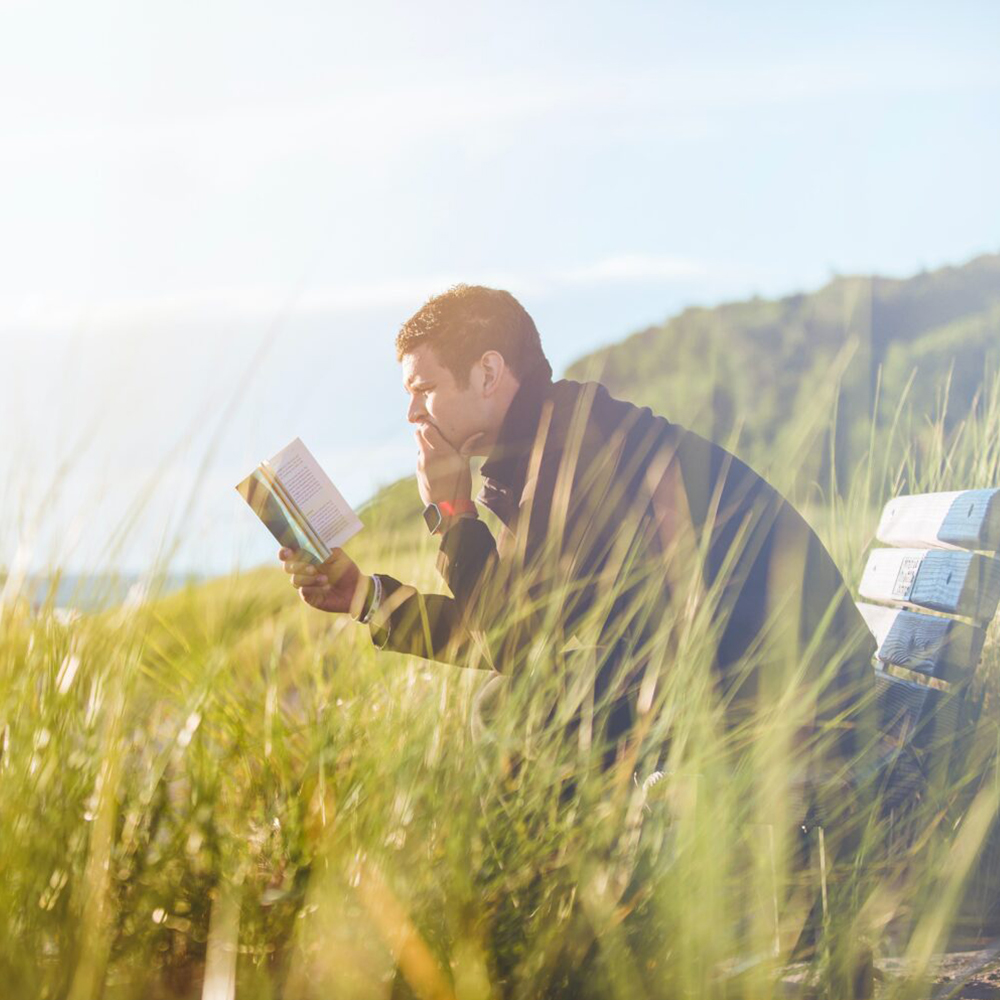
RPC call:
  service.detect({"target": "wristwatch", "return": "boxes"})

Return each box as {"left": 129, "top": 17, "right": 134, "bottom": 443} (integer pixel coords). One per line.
{"left": 423, "top": 498, "right": 477, "bottom": 535}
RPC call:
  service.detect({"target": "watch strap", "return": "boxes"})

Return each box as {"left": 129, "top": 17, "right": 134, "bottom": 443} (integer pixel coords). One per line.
{"left": 437, "top": 499, "right": 477, "bottom": 517}
{"left": 424, "top": 500, "right": 478, "bottom": 535}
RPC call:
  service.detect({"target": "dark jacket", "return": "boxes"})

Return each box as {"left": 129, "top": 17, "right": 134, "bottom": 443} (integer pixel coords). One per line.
{"left": 370, "top": 373, "right": 876, "bottom": 765}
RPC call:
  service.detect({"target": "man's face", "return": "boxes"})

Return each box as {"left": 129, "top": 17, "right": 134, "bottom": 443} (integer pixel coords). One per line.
{"left": 401, "top": 343, "right": 491, "bottom": 453}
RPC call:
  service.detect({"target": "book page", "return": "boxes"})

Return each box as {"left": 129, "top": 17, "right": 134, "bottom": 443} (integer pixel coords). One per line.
{"left": 267, "top": 437, "right": 363, "bottom": 551}
{"left": 258, "top": 463, "right": 329, "bottom": 559}
{"left": 235, "top": 468, "right": 327, "bottom": 564}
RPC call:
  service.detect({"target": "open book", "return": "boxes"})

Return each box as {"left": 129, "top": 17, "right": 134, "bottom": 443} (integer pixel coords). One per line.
{"left": 236, "top": 437, "right": 363, "bottom": 564}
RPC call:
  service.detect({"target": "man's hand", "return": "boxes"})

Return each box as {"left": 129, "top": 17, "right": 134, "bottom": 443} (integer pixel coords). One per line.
{"left": 415, "top": 424, "right": 484, "bottom": 508}
{"left": 279, "top": 546, "right": 370, "bottom": 616}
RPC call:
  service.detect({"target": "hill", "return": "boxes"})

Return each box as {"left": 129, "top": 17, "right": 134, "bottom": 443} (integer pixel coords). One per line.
{"left": 567, "top": 252, "right": 1000, "bottom": 492}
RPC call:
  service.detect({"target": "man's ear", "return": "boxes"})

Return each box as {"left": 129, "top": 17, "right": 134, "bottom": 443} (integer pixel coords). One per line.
{"left": 479, "top": 350, "right": 506, "bottom": 397}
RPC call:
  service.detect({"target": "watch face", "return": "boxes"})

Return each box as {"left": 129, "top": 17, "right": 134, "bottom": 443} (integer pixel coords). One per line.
{"left": 422, "top": 503, "right": 442, "bottom": 534}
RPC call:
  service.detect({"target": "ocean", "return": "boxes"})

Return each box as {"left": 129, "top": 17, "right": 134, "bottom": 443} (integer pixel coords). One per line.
{"left": 14, "top": 573, "right": 206, "bottom": 614}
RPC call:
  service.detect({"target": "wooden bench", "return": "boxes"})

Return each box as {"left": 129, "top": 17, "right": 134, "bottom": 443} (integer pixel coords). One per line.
{"left": 746, "top": 490, "right": 1000, "bottom": 995}
{"left": 704, "top": 490, "right": 1000, "bottom": 997}
{"left": 856, "top": 488, "right": 1000, "bottom": 816}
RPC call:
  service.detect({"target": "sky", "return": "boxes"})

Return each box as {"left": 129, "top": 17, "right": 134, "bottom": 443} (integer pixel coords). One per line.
{"left": 1, "top": 0, "right": 998, "bottom": 578}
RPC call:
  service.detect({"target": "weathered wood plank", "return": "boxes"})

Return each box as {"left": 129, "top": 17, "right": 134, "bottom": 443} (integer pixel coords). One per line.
{"left": 874, "top": 671, "right": 959, "bottom": 755}
{"left": 876, "top": 489, "right": 1000, "bottom": 552}
{"left": 857, "top": 602, "right": 986, "bottom": 682}
{"left": 859, "top": 548, "right": 1000, "bottom": 624}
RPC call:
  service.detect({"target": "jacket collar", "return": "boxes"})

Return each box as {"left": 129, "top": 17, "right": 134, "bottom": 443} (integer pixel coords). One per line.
{"left": 479, "top": 371, "right": 554, "bottom": 499}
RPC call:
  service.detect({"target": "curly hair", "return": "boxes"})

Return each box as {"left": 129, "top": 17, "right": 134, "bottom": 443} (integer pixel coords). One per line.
{"left": 395, "top": 284, "right": 553, "bottom": 388}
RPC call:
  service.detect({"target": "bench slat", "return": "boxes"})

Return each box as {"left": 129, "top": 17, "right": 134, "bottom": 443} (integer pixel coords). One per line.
{"left": 859, "top": 548, "right": 1000, "bottom": 624}
{"left": 876, "top": 489, "right": 1000, "bottom": 552}
{"left": 874, "top": 671, "right": 959, "bottom": 755}
{"left": 857, "top": 602, "right": 986, "bottom": 683}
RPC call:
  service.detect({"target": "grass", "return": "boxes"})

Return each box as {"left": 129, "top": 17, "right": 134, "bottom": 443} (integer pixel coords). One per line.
{"left": 3, "top": 367, "right": 1000, "bottom": 999}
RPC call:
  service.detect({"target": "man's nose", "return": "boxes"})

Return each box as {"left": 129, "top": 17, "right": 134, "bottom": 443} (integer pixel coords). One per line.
{"left": 407, "top": 397, "right": 425, "bottom": 424}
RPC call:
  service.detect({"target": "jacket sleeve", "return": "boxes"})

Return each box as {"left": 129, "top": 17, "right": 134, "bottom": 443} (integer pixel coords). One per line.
{"left": 365, "top": 517, "right": 501, "bottom": 669}
{"left": 366, "top": 502, "right": 552, "bottom": 673}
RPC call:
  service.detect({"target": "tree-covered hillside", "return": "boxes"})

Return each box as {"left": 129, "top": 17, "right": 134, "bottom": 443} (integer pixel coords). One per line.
{"left": 567, "top": 252, "right": 1000, "bottom": 493}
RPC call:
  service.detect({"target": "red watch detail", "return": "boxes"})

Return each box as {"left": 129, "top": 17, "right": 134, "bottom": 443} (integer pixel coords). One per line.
{"left": 438, "top": 499, "right": 476, "bottom": 517}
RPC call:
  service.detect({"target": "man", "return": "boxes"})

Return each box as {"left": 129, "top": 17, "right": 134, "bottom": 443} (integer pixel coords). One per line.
{"left": 280, "top": 284, "right": 876, "bottom": 784}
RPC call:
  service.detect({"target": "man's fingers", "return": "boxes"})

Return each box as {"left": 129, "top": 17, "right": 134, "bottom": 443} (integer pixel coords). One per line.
{"left": 422, "top": 423, "right": 447, "bottom": 449}
{"left": 293, "top": 573, "right": 326, "bottom": 588}
{"left": 416, "top": 422, "right": 454, "bottom": 453}
{"left": 278, "top": 547, "right": 296, "bottom": 560}
{"left": 284, "top": 560, "right": 317, "bottom": 576}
